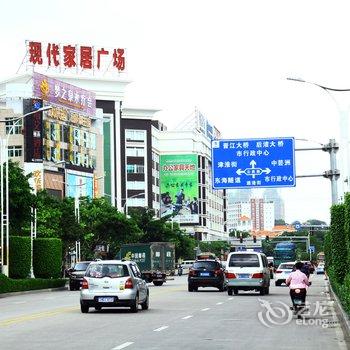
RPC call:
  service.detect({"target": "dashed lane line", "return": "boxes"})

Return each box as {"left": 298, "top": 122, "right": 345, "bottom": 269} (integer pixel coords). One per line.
{"left": 153, "top": 326, "right": 169, "bottom": 332}
{"left": 182, "top": 315, "right": 193, "bottom": 320}
{"left": 216, "top": 302, "right": 223, "bottom": 305}
{"left": 112, "top": 342, "right": 134, "bottom": 350}
{"left": 201, "top": 308, "right": 210, "bottom": 311}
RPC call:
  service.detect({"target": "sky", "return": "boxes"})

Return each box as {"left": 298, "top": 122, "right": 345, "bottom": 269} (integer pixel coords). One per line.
{"left": 2, "top": 0, "right": 350, "bottom": 224}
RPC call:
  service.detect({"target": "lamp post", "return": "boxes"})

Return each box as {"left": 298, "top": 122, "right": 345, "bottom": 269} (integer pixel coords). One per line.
{"left": 122, "top": 192, "right": 146, "bottom": 215}
{"left": 287, "top": 77, "right": 350, "bottom": 196}
{"left": 0, "top": 105, "right": 52, "bottom": 277}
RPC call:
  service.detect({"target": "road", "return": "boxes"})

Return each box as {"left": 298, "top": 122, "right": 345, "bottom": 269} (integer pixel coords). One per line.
{"left": 0, "top": 274, "right": 348, "bottom": 350}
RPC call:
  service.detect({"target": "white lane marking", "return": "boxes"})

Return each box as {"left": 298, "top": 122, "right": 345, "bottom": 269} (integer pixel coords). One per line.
{"left": 153, "top": 326, "right": 169, "bottom": 332}
{"left": 112, "top": 342, "right": 134, "bottom": 350}
{"left": 13, "top": 301, "right": 26, "bottom": 304}
{"left": 201, "top": 308, "right": 210, "bottom": 311}
{"left": 228, "top": 297, "right": 233, "bottom": 300}
{"left": 182, "top": 315, "right": 193, "bottom": 320}
{"left": 216, "top": 302, "right": 223, "bottom": 305}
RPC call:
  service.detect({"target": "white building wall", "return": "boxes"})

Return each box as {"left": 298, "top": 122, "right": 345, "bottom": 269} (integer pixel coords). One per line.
{"left": 263, "top": 202, "right": 275, "bottom": 230}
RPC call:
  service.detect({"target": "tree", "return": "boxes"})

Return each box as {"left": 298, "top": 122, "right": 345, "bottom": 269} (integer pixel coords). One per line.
{"left": 275, "top": 219, "right": 286, "bottom": 225}
{"left": 2, "top": 161, "right": 35, "bottom": 235}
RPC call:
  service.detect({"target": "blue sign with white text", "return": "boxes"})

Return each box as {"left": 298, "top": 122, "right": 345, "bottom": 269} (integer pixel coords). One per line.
{"left": 211, "top": 137, "right": 295, "bottom": 189}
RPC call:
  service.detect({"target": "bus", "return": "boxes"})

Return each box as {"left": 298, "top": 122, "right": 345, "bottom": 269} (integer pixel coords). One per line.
{"left": 273, "top": 242, "right": 296, "bottom": 267}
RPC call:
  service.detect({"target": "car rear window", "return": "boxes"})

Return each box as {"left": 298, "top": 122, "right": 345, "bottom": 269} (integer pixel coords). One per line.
{"left": 74, "top": 262, "right": 90, "bottom": 271}
{"left": 228, "top": 254, "right": 260, "bottom": 267}
{"left": 193, "top": 261, "right": 219, "bottom": 270}
{"left": 86, "top": 264, "right": 129, "bottom": 278}
{"left": 279, "top": 264, "right": 294, "bottom": 270}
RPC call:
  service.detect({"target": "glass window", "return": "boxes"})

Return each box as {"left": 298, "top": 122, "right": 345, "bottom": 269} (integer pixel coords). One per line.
{"left": 125, "top": 129, "right": 146, "bottom": 141}
{"left": 193, "top": 261, "right": 219, "bottom": 270}
{"left": 126, "top": 181, "right": 145, "bottom": 190}
{"left": 74, "top": 262, "right": 90, "bottom": 271}
{"left": 5, "top": 118, "right": 22, "bottom": 134}
{"left": 229, "top": 254, "right": 260, "bottom": 268}
{"left": 62, "top": 125, "right": 69, "bottom": 143}
{"left": 74, "top": 129, "right": 80, "bottom": 146}
{"left": 86, "top": 264, "right": 129, "bottom": 278}
{"left": 126, "top": 164, "right": 135, "bottom": 173}
{"left": 8, "top": 146, "right": 22, "bottom": 157}
{"left": 90, "top": 133, "right": 96, "bottom": 150}
{"left": 126, "top": 147, "right": 145, "bottom": 157}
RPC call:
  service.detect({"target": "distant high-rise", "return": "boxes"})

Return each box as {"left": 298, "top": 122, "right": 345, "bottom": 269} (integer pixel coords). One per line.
{"left": 263, "top": 189, "right": 285, "bottom": 221}
{"left": 227, "top": 189, "right": 253, "bottom": 204}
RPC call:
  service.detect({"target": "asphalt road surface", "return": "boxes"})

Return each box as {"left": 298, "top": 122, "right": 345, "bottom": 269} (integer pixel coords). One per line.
{"left": 0, "top": 274, "right": 348, "bottom": 350}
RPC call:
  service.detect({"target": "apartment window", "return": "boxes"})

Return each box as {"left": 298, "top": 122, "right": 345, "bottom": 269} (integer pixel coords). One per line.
{"left": 126, "top": 164, "right": 145, "bottom": 174}
{"left": 125, "top": 129, "right": 146, "bottom": 141}
{"left": 8, "top": 146, "right": 22, "bottom": 157}
{"left": 126, "top": 147, "right": 145, "bottom": 157}
{"left": 74, "top": 129, "right": 80, "bottom": 146}
{"left": 90, "top": 133, "right": 96, "bottom": 150}
{"left": 126, "top": 181, "right": 146, "bottom": 190}
{"left": 6, "top": 118, "right": 22, "bottom": 134}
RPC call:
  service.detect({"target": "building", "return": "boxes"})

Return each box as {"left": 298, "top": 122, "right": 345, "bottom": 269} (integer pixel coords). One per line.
{"left": 263, "top": 188, "right": 285, "bottom": 222}
{"left": 0, "top": 74, "right": 105, "bottom": 198}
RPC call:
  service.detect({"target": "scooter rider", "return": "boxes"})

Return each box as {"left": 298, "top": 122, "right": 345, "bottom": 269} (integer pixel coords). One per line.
{"left": 286, "top": 261, "right": 310, "bottom": 304}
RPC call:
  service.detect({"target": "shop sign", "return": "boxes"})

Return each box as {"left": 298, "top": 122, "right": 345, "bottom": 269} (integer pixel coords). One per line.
{"left": 26, "top": 40, "right": 125, "bottom": 72}
{"left": 33, "top": 72, "right": 95, "bottom": 117}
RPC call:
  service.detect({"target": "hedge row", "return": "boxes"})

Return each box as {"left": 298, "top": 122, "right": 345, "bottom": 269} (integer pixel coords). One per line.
{"left": 0, "top": 273, "right": 66, "bottom": 294}
{"left": 326, "top": 193, "right": 350, "bottom": 315}
{"left": 9, "top": 237, "right": 62, "bottom": 279}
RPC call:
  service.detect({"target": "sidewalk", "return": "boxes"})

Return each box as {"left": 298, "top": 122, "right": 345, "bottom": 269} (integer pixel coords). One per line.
{"left": 0, "top": 285, "right": 68, "bottom": 298}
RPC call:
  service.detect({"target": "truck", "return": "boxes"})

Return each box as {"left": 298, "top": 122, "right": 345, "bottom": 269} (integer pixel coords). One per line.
{"left": 119, "top": 242, "right": 175, "bottom": 286}
{"left": 273, "top": 242, "right": 296, "bottom": 267}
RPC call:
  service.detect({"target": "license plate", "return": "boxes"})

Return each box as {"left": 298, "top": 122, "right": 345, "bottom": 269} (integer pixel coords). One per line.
{"left": 238, "top": 274, "right": 250, "bottom": 279}
{"left": 157, "top": 274, "right": 162, "bottom": 278}
{"left": 200, "top": 272, "right": 210, "bottom": 277}
{"left": 98, "top": 297, "right": 114, "bottom": 303}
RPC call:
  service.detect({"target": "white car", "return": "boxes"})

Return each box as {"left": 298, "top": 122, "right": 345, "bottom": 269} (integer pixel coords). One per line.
{"left": 316, "top": 264, "right": 325, "bottom": 274}
{"left": 80, "top": 260, "right": 149, "bottom": 313}
{"left": 275, "top": 262, "right": 295, "bottom": 286}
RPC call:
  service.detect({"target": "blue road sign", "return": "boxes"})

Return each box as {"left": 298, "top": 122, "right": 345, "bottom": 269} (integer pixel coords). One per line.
{"left": 294, "top": 221, "right": 302, "bottom": 231}
{"left": 309, "top": 245, "right": 315, "bottom": 253}
{"left": 211, "top": 137, "right": 295, "bottom": 189}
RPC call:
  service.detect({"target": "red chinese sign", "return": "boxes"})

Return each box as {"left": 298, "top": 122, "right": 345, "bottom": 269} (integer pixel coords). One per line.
{"left": 26, "top": 41, "right": 126, "bottom": 73}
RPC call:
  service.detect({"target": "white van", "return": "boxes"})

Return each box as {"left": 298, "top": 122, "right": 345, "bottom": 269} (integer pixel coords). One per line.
{"left": 180, "top": 260, "right": 195, "bottom": 274}
{"left": 225, "top": 251, "right": 270, "bottom": 296}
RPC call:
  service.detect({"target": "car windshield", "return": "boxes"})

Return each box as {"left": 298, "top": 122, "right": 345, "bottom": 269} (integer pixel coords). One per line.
{"left": 86, "top": 264, "right": 129, "bottom": 278}
{"left": 74, "top": 262, "right": 90, "bottom": 271}
{"left": 229, "top": 254, "right": 260, "bottom": 267}
{"left": 193, "top": 261, "right": 219, "bottom": 270}
{"left": 279, "top": 264, "right": 294, "bottom": 270}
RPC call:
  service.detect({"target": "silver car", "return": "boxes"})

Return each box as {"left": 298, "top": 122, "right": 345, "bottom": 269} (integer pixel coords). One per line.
{"left": 80, "top": 260, "right": 149, "bottom": 313}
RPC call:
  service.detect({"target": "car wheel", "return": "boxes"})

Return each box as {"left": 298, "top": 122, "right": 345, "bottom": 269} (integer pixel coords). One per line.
{"left": 265, "top": 287, "right": 269, "bottom": 295}
{"left": 95, "top": 306, "right": 102, "bottom": 311}
{"left": 275, "top": 281, "right": 280, "bottom": 287}
{"left": 141, "top": 294, "right": 149, "bottom": 310}
{"left": 130, "top": 295, "right": 139, "bottom": 313}
{"left": 233, "top": 288, "right": 239, "bottom": 295}
{"left": 80, "top": 302, "right": 89, "bottom": 313}
{"left": 153, "top": 281, "right": 163, "bottom": 286}
{"left": 193, "top": 286, "right": 198, "bottom": 292}
{"left": 218, "top": 283, "right": 225, "bottom": 292}
{"left": 259, "top": 288, "right": 265, "bottom": 296}
{"left": 69, "top": 284, "right": 76, "bottom": 291}
{"left": 188, "top": 284, "right": 193, "bottom": 292}
{"left": 228, "top": 288, "right": 233, "bottom": 296}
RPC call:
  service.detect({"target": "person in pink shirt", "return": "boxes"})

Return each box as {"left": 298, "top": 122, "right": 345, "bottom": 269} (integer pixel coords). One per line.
{"left": 286, "top": 261, "right": 310, "bottom": 303}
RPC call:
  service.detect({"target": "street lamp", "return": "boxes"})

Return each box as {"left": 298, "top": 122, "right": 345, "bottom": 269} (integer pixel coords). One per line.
{"left": 122, "top": 192, "right": 146, "bottom": 215}
{"left": 287, "top": 77, "right": 350, "bottom": 195}
{"left": 0, "top": 105, "right": 52, "bottom": 277}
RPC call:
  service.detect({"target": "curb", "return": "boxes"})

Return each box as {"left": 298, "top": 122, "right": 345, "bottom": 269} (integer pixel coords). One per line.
{"left": 0, "top": 286, "right": 68, "bottom": 298}
{"left": 326, "top": 278, "right": 350, "bottom": 341}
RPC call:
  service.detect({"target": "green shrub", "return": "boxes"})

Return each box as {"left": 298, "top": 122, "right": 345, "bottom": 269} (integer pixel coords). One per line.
{"left": 33, "top": 238, "right": 62, "bottom": 278}
{"left": 9, "top": 236, "right": 31, "bottom": 279}
{"left": 330, "top": 204, "right": 348, "bottom": 284}
{"left": 0, "top": 273, "right": 66, "bottom": 294}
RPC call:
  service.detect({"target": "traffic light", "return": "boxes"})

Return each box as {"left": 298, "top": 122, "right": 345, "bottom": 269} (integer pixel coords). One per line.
{"left": 253, "top": 235, "right": 257, "bottom": 243}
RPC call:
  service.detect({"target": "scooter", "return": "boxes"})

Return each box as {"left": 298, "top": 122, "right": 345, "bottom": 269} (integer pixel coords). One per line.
{"left": 290, "top": 288, "right": 307, "bottom": 319}
{"left": 178, "top": 265, "right": 183, "bottom": 276}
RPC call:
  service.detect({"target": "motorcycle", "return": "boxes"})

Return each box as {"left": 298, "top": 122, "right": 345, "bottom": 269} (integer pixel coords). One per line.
{"left": 290, "top": 288, "right": 307, "bottom": 319}
{"left": 178, "top": 265, "right": 183, "bottom": 276}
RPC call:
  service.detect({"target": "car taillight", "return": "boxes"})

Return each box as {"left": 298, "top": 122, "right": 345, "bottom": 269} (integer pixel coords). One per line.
{"left": 276, "top": 270, "right": 282, "bottom": 273}
{"left": 82, "top": 278, "right": 89, "bottom": 289}
{"left": 189, "top": 269, "right": 195, "bottom": 276}
{"left": 225, "top": 271, "right": 236, "bottom": 279}
{"left": 214, "top": 269, "right": 223, "bottom": 276}
{"left": 125, "top": 278, "right": 133, "bottom": 289}
{"left": 251, "top": 273, "right": 264, "bottom": 279}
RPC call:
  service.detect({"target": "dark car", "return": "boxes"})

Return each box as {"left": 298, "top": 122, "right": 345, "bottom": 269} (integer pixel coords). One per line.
{"left": 188, "top": 260, "right": 225, "bottom": 292}
{"left": 69, "top": 261, "right": 91, "bottom": 291}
